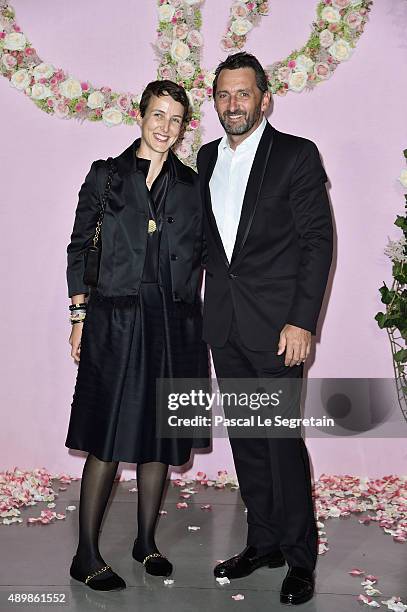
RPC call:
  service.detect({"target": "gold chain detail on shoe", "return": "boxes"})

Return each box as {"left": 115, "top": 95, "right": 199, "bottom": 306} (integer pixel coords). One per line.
{"left": 142, "top": 553, "right": 164, "bottom": 565}
{"left": 85, "top": 565, "right": 112, "bottom": 584}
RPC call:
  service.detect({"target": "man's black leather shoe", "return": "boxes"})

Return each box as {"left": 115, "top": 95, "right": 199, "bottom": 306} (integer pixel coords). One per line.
{"left": 214, "top": 545, "right": 285, "bottom": 579}
{"left": 280, "top": 566, "right": 315, "bottom": 605}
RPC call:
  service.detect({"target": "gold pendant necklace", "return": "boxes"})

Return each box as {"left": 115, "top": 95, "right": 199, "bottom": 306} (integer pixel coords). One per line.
{"left": 148, "top": 219, "right": 157, "bottom": 234}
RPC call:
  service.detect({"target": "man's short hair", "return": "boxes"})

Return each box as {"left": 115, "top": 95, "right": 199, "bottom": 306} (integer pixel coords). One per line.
{"left": 139, "top": 80, "right": 190, "bottom": 123}
{"left": 212, "top": 52, "right": 268, "bottom": 98}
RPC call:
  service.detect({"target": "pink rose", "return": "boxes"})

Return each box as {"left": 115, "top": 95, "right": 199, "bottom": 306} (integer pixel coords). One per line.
{"left": 170, "top": 0, "right": 183, "bottom": 6}
{"left": 100, "top": 86, "right": 112, "bottom": 95}
{"left": 156, "top": 35, "right": 172, "bottom": 52}
{"left": 159, "top": 64, "right": 176, "bottom": 80}
{"left": 25, "top": 47, "right": 35, "bottom": 56}
{"left": 175, "top": 141, "right": 192, "bottom": 160}
{"left": 247, "top": 2, "right": 256, "bottom": 10}
{"left": 174, "top": 23, "right": 188, "bottom": 39}
{"left": 55, "top": 102, "right": 69, "bottom": 118}
{"left": 2, "top": 54, "right": 17, "bottom": 69}
{"left": 116, "top": 94, "right": 131, "bottom": 112}
{"left": 0, "top": 32, "right": 5, "bottom": 40}
{"left": 346, "top": 11, "right": 363, "bottom": 28}
{"left": 206, "top": 86, "right": 213, "bottom": 96}
{"left": 190, "top": 119, "right": 200, "bottom": 129}
{"left": 288, "top": 60, "right": 296, "bottom": 69}
{"left": 187, "top": 30, "right": 203, "bottom": 47}
{"left": 13, "top": 25, "right": 21, "bottom": 32}
{"left": 129, "top": 109, "right": 139, "bottom": 119}
{"left": 81, "top": 82, "right": 89, "bottom": 91}
{"left": 47, "top": 98, "right": 55, "bottom": 107}
{"left": 221, "top": 36, "right": 234, "bottom": 50}
{"left": 314, "top": 62, "right": 331, "bottom": 79}
{"left": 332, "top": 0, "right": 350, "bottom": 8}
{"left": 232, "top": 3, "right": 249, "bottom": 19}
{"left": 277, "top": 66, "right": 291, "bottom": 81}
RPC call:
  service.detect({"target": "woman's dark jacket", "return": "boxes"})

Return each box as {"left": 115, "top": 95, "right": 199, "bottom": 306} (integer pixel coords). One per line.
{"left": 67, "top": 138, "right": 204, "bottom": 302}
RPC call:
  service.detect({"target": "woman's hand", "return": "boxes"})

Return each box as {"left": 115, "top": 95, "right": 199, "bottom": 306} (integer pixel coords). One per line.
{"left": 69, "top": 322, "right": 83, "bottom": 364}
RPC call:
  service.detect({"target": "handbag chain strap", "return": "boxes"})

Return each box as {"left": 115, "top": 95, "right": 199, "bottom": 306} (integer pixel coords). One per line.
{"left": 92, "top": 157, "right": 115, "bottom": 248}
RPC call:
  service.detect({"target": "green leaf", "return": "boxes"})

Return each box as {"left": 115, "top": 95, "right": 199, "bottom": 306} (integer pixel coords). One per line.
{"left": 394, "top": 348, "right": 407, "bottom": 363}
{"left": 379, "top": 284, "right": 394, "bottom": 304}
{"left": 394, "top": 216, "right": 407, "bottom": 231}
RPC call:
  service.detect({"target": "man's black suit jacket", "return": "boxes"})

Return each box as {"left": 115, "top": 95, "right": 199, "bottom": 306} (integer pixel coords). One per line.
{"left": 196, "top": 121, "right": 333, "bottom": 350}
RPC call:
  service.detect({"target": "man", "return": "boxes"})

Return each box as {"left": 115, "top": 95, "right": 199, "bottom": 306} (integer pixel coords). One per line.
{"left": 197, "top": 53, "right": 333, "bottom": 605}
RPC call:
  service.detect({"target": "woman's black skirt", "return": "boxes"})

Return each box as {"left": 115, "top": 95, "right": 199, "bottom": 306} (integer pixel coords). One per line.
{"left": 65, "top": 284, "right": 210, "bottom": 465}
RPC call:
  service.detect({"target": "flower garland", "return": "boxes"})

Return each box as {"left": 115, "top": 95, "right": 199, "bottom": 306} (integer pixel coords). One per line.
{"left": 265, "top": 0, "right": 373, "bottom": 95}
{"left": 221, "top": 0, "right": 269, "bottom": 52}
{"left": 0, "top": 0, "right": 373, "bottom": 167}
{"left": 154, "top": 0, "right": 207, "bottom": 164}
{"left": 375, "top": 149, "right": 407, "bottom": 423}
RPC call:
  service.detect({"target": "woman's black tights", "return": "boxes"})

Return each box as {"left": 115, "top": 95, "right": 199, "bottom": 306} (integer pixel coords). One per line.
{"left": 74, "top": 453, "right": 168, "bottom": 576}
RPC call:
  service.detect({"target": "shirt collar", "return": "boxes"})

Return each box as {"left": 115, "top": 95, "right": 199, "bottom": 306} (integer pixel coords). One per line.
{"left": 220, "top": 116, "right": 267, "bottom": 154}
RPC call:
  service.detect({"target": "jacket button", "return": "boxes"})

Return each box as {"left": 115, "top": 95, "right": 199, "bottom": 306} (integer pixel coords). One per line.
{"left": 167, "top": 216, "right": 174, "bottom": 223}
{"left": 170, "top": 254, "right": 177, "bottom": 261}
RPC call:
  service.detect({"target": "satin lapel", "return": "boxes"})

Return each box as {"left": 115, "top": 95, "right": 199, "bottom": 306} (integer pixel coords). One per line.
{"left": 204, "top": 145, "right": 229, "bottom": 269}
{"left": 123, "top": 168, "right": 150, "bottom": 215}
{"left": 230, "top": 123, "right": 274, "bottom": 267}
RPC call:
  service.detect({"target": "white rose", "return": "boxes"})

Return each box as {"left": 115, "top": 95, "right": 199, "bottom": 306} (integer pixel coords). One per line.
{"left": 3, "top": 32, "right": 27, "bottom": 51}
{"left": 204, "top": 71, "right": 215, "bottom": 87}
{"left": 288, "top": 70, "right": 308, "bottom": 92}
{"left": 177, "top": 61, "right": 195, "bottom": 80}
{"left": 33, "top": 63, "right": 54, "bottom": 81}
{"left": 158, "top": 3, "right": 176, "bottom": 22}
{"left": 1, "top": 53, "right": 17, "bottom": 70}
{"left": 399, "top": 169, "right": 407, "bottom": 189}
{"left": 102, "top": 108, "right": 123, "bottom": 127}
{"left": 10, "top": 69, "right": 31, "bottom": 91}
{"left": 329, "top": 39, "right": 352, "bottom": 61}
{"left": 170, "top": 39, "right": 190, "bottom": 62}
{"left": 59, "top": 78, "right": 82, "bottom": 99}
{"left": 319, "top": 29, "right": 335, "bottom": 48}
{"left": 295, "top": 54, "right": 314, "bottom": 73}
{"left": 31, "top": 83, "right": 52, "bottom": 99}
{"left": 230, "top": 18, "right": 253, "bottom": 36}
{"left": 87, "top": 90, "right": 105, "bottom": 109}
{"left": 321, "top": 6, "right": 341, "bottom": 23}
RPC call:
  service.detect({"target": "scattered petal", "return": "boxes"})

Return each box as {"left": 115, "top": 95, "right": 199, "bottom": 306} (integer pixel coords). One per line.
{"left": 65, "top": 505, "right": 76, "bottom": 512}
{"left": 216, "top": 577, "right": 230, "bottom": 585}
{"left": 176, "top": 502, "right": 188, "bottom": 509}
{"left": 200, "top": 504, "right": 212, "bottom": 510}
{"left": 163, "top": 578, "right": 174, "bottom": 585}
{"left": 350, "top": 569, "right": 366, "bottom": 576}
{"left": 231, "top": 594, "right": 245, "bottom": 601}
{"left": 188, "top": 525, "right": 200, "bottom": 531}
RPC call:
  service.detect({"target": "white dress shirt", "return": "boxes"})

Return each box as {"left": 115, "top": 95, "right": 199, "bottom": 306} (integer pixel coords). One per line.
{"left": 209, "top": 116, "right": 267, "bottom": 262}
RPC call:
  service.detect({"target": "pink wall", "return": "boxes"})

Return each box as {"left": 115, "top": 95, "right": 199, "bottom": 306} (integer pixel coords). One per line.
{"left": 1, "top": 0, "right": 406, "bottom": 479}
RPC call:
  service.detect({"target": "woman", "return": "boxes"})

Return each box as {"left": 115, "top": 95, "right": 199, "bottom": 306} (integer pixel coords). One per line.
{"left": 65, "top": 80, "right": 209, "bottom": 591}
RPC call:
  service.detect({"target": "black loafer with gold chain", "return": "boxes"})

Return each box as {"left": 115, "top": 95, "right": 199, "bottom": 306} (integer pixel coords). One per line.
{"left": 132, "top": 543, "right": 173, "bottom": 576}
{"left": 69, "top": 556, "right": 126, "bottom": 591}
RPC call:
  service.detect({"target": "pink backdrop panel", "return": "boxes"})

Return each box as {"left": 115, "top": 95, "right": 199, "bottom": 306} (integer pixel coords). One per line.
{"left": 0, "top": 0, "right": 406, "bottom": 479}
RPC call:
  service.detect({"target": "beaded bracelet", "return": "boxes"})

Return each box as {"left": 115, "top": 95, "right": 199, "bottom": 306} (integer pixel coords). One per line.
{"left": 69, "top": 303, "right": 87, "bottom": 311}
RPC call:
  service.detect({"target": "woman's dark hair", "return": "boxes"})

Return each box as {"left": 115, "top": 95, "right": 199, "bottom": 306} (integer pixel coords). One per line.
{"left": 139, "top": 80, "right": 190, "bottom": 123}
{"left": 212, "top": 52, "right": 268, "bottom": 98}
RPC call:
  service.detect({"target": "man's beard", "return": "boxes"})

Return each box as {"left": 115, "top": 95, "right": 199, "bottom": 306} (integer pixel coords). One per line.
{"left": 218, "top": 104, "right": 261, "bottom": 135}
